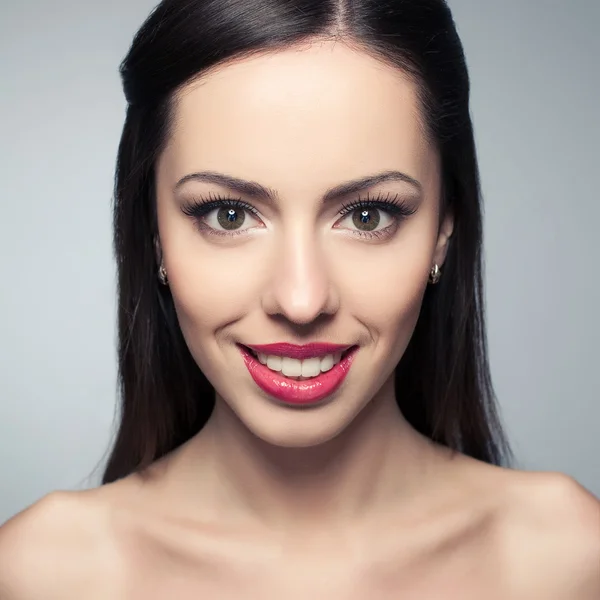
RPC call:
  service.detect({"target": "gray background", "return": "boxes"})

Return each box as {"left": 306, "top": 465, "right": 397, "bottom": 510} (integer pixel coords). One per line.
{"left": 1, "top": 0, "right": 598, "bottom": 524}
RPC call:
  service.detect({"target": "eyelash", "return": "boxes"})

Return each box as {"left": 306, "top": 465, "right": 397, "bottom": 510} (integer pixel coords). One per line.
{"left": 181, "top": 191, "right": 417, "bottom": 240}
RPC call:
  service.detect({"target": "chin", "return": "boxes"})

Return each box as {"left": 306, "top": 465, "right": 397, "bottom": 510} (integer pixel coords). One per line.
{"left": 252, "top": 423, "right": 347, "bottom": 449}
{"left": 219, "top": 392, "right": 366, "bottom": 449}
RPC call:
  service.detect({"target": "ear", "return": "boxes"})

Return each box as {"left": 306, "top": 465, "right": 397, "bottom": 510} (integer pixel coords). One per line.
{"left": 432, "top": 209, "right": 454, "bottom": 268}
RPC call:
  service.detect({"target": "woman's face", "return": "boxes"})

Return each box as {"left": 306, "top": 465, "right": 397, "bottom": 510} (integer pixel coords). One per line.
{"left": 155, "top": 40, "right": 452, "bottom": 448}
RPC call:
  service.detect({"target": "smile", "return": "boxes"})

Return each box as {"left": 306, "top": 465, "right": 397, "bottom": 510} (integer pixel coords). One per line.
{"left": 251, "top": 349, "right": 344, "bottom": 379}
{"left": 238, "top": 343, "right": 359, "bottom": 406}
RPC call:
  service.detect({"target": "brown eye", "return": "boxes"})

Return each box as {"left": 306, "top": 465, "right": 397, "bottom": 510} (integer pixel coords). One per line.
{"left": 336, "top": 193, "right": 418, "bottom": 240}
{"left": 217, "top": 207, "right": 246, "bottom": 230}
{"left": 352, "top": 208, "right": 381, "bottom": 232}
{"left": 181, "top": 195, "right": 264, "bottom": 237}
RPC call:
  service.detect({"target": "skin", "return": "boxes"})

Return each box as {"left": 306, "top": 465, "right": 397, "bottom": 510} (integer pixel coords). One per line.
{"left": 153, "top": 38, "right": 454, "bottom": 533}
{"left": 0, "top": 40, "right": 598, "bottom": 600}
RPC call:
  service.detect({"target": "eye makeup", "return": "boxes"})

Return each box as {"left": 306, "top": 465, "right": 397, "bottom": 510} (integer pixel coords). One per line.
{"left": 180, "top": 190, "right": 418, "bottom": 241}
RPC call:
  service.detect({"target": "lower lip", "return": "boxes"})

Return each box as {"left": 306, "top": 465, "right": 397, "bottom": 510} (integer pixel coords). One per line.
{"left": 239, "top": 345, "right": 359, "bottom": 406}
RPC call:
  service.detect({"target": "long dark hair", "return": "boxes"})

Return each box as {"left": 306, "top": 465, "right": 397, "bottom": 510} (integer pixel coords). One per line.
{"left": 102, "top": 0, "right": 514, "bottom": 484}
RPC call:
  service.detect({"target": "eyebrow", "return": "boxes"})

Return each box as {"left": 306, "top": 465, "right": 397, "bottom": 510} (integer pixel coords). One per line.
{"left": 174, "top": 169, "right": 422, "bottom": 204}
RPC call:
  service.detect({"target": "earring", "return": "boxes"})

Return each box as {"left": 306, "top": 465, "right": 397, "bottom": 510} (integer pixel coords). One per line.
{"left": 158, "top": 263, "right": 168, "bottom": 286}
{"left": 428, "top": 264, "right": 441, "bottom": 285}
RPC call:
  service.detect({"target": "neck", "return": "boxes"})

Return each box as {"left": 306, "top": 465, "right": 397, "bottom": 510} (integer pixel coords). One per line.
{"left": 176, "top": 376, "right": 446, "bottom": 533}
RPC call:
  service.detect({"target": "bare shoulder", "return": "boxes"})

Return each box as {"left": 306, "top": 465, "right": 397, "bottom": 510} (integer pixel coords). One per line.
{"left": 499, "top": 470, "right": 600, "bottom": 599}
{"left": 0, "top": 489, "right": 124, "bottom": 600}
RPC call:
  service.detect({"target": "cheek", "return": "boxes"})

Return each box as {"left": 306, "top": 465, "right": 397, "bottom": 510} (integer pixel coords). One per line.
{"left": 338, "top": 228, "right": 433, "bottom": 343}
{"left": 344, "top": 218, "right": 436, "bottom": 302}
{"left": 157, "top": 194, "right": 264, "bottom": 330}
{"left": 168, "top": 247, "right": 260, "bottom": 334}
{"left": 166, "top": 250, "right": 251, "bottom": 378}
{"left": 350, "top": 257, "right": 428, "bottom": 329}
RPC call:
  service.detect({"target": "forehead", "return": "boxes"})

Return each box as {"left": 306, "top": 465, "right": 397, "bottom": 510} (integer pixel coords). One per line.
{"left": 160, "top": 41, "right": 435, "bottom": 192}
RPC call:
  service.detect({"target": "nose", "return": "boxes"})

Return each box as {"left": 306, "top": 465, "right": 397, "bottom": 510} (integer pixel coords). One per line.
{"left": 260, "top": 229, "right": 340, "bottom": 325}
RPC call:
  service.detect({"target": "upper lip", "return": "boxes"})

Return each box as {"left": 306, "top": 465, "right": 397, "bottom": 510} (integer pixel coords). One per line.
{"left": 242, "top": 342, "right": 355, "bottom": 360}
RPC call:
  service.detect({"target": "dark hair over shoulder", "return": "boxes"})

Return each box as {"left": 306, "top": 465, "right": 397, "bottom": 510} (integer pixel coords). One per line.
{"left": 102, "top": 0, "right": 514, "bottom": 484}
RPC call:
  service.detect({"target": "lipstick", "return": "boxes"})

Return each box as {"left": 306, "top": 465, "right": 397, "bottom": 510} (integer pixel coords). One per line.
{"left": 244, "top": 342, "right": 352, "bottom": 360}
{"left": 238, "top": 344, "right": 358, "bottom": 406}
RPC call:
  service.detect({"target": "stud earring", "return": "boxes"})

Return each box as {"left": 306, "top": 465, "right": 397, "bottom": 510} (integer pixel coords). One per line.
{"left": 428, "top": 264, "right": 441, "bottom": 285}
{"left": 158, "top": 263, "right": 168, "bottom": 286}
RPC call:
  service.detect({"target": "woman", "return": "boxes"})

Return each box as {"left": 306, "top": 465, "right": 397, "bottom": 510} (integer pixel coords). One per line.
{"left": 1, "top": 0, "right": 598, "bottom": 597}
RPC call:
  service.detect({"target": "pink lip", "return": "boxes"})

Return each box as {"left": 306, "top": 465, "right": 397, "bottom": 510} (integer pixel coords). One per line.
{"left": 239, "top": 345, "right": 359, "bottom": 405}
{"left": 244, "top": 342, "right": 352, "bottom": 360}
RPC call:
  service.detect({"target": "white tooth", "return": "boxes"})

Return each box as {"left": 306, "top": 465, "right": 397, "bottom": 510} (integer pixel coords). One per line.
{"left": 266, "top": 355, "right": 283, "bottom": 371}
{"left": 263, "top": 353, "right": 345, "bottom": 377}
{"left": 281, "top": 357, "right": 302, "bottom": 377}
{"left": 319, "top": 354, "right": 334, "bottom": 372}
{"left": 301, "top": 357, "right": 321, "bottom": 378}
